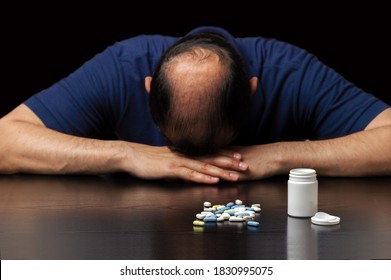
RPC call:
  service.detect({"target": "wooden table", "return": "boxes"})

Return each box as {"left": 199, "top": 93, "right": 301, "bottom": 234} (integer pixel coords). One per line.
{"left": 0, "top": 174, "right": 390, "bottom": 259}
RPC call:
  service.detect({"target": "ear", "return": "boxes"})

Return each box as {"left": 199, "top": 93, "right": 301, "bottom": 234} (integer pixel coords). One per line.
{"left": 249, "top": 77, "right": 258, "bottom": 96}
{"left": 145, "top": 76, "right": 152, "bottom": 93}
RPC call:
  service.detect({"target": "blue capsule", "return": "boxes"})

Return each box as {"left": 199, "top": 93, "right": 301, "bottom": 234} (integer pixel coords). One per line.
{"left": 234, "top": 212, "right": 250, "bottom": 216}
{"left": 247, "top": 221, "right": 260, "bottom": 227}
{"left": 226, "top": 202, "right": 235, "bottom": 208}
{"left": 204, "top": 216, "right": 217, "bottom": 222}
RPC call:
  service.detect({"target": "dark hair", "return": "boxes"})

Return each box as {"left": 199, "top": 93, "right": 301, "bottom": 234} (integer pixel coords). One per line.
{"left": 149, "top": 32, "right": 250, "bottom": 156}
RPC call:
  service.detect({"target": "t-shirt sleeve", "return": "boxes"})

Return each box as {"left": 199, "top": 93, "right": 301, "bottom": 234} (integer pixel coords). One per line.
{"left": 24, "top": 47, "right": 123, "bottom": 138}
{"left": 297, "top": 54, "right": 389, "bottom": 139}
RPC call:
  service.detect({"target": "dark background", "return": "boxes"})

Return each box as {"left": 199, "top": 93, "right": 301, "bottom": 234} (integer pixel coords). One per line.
{"left": 2, "top": 4, "right": 390, "bottom": 117}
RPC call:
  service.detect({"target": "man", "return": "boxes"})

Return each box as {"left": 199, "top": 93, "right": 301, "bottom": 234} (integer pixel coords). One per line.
{"left": 0, "top": 26, "right": 390, "bottom": 183}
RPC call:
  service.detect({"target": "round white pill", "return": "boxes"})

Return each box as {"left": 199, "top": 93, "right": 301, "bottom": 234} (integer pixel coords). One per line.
{"left": 217, "top": 216, "right": 225, "bottom": 222}
{"left": 221, "top": 213, "right": 231, "bottom": 220}
{"left": 235, "top": 199, "right": 243, "bottom": 205}
{"left": 244, "top": 216, "right": 254, "bottom": 221}
{"left": 203, "top": 201, "right": 212, "bottom": 207}
{"left": 196, "top": 213, "right": 205, "bottom": 220}
{"left": 229, "top": 216, "right": 244, "bottom": 222}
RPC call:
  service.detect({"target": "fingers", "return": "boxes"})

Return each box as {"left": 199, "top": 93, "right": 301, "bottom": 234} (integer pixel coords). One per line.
{"left": 130, "top": 145, "right": 248, "bottom": 184}
{"left": 179, "top": 168, "right": 220, "bottom": 184}
{"left": 200, "top": 153, "right": 249, "bottom": 172}
{"left": 173, "top": 151, "right": 250, "bottom": 184}
{"left": 173, "top": 160, "right": 242, "bottom": 184}
{"left": 216, "top": 150, "right": 242, "bottom": 160}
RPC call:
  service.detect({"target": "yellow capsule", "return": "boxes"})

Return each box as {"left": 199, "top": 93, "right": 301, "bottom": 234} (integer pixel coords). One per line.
{"left": 193, "top": 220, "right": 205, "bottom": 227}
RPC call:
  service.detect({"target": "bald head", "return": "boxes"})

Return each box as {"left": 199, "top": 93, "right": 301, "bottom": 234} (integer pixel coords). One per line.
{"left": 162, "top": 48, "right": 234, "bottom": 152}
{"left": 168, "top": 48, "right": 224, "bottom": 98}
{"left": 166, "top": 49, "right": 226, "bottom": 121}
{"left": 149, "top": 32, "right": 250, "bottom": 156}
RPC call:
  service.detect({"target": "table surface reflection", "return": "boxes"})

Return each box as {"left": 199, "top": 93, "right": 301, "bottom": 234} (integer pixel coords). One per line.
{"left": 0, "top": 174, "right": 390, "bottom": 260}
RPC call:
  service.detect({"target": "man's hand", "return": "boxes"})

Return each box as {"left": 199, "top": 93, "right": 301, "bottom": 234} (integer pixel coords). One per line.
{"left": 223, "top": 108, "right": 391, "bottom": 180}
{"left": 122, "top": 143, "right": 249, "bottom": 184}
{"left": 223, "top": 144, "right": 285, "bottom": 181}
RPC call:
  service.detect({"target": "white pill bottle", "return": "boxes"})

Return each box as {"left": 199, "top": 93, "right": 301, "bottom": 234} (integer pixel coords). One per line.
{"left": 287, "top": 168, "right": 318, "bottom": 217}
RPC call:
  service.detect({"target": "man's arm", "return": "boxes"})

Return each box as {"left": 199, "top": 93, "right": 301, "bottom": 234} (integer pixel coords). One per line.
{"left": 0, "top": 104, "right": 247, "bottom": 183}
{"left": 232, "top": 108, "right": 391, "bottom": 179}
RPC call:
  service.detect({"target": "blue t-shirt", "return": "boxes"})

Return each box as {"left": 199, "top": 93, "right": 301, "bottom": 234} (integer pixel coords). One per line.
{"left": 24, "top": 27, "right": 389, "bottom": 147}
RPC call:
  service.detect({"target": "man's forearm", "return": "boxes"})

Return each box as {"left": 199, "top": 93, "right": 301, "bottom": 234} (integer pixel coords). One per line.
{"left": 0, "top": 120, "right": 127, "bottom": 174}
{"left": 0, "top": 105, "right": 247, "bottom": 183}
{"left": 274, "top": 126, "right": 391, "bottom": 177}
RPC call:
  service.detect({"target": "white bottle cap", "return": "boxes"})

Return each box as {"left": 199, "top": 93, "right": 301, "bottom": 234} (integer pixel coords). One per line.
{"left": 311, "top": 212, "right": 341, "bottom": 225}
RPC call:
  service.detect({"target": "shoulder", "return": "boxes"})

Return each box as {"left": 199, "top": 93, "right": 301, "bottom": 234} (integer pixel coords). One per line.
{"left": 96, "top": 34, "right": 177, "bottom": 76}
{"left": 108, "top": 34, "right": 177, "bottom": 60}
{"left": 236, "top": 36, "right": 313, "bottom": 70}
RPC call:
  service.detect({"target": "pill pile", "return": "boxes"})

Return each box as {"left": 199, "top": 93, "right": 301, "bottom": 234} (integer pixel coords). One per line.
{"left": 193, "top": 199, "right": 261, "bottom": 228}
